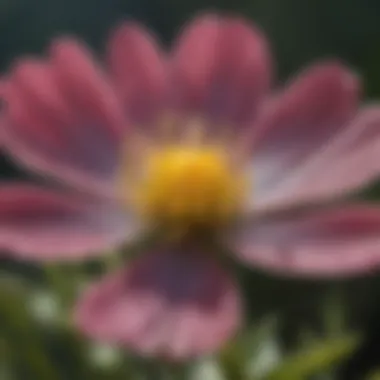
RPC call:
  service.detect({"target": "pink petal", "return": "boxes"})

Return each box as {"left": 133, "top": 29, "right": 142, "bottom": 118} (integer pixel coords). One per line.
{"left": 107, "top": 22, "right": 167, "bottom": 127}
{"left": 252, "top": 61, "right": 359, "bottom": 205}
{"left": 171, "top": 13, "right": 272, "bottom": 129}
{"left": 230, "top": 204, "right": 380, "bottom": 277}
{"left": 254, "top": 106, "right": 380, "bottom": 210}
{"left": 50, "top": 38, "right": 125, "bottom": 133}
{"left": 2, "top": 43, "right": 125, "bottom": 196}
{"left": 75, "top": 248, "right": 241, "bottom": 359}
{"left": 0, "top": 184, "right": 135, "bottom": 261}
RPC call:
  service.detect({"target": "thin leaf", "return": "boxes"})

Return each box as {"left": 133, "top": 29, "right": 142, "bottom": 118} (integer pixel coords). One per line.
{"left": 265, "top": 334, "right": 361, "bottom": 380}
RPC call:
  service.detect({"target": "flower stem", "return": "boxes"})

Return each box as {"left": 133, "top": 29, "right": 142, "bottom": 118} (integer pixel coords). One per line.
{"left": 43, "top": 264, "right": 103, "bottom": 379}
{"left": 43, "top": 264, "right": 76, "bottom": 309}
{"left": 322, "top": 284, "right": 346, "bottom": 338}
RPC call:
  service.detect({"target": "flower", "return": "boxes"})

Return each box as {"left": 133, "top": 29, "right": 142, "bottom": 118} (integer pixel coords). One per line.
{"left": 1, "top": 13, "right": 380, "bottom": 359}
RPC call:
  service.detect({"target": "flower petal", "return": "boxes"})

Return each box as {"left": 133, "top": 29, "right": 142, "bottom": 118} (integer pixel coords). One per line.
{"left": 0, "top": 184, "right": 135, "bottom": 260}
{"left": 171, "top": 13, "right": 272, "bottom": 129}
{"left": 50, "top": 38, "right": 125, "bottom": 134}
{"left": 252, "top": 61, "right": 359, "bottom": 206}
{"left": 254, "top": 106, "right": 380, "bottom": 211}
{"left": 2, "top": 42, "right": 125, "bottom": 196}
{"left": 75, "top": 248, "right": 241, "bottom": 359}
{"left": 230, "top": 204, "right": 380, "bottom": 277}
{"left": 107, "top": 22, "right": 167, "bottom": 127}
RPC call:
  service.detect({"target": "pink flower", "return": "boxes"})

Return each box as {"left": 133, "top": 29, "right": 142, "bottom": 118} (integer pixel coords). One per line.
{"left": 1, "top": 13, "right": 380, "bottom": 359}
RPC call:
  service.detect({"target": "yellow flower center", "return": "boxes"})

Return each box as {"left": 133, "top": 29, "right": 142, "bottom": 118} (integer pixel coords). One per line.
{"left": 124, "top": 144, "right": 247, "bottom": 233}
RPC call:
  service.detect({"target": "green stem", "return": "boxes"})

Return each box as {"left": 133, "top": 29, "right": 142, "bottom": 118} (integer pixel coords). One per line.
{"left": 43, "top": 265, "right": 102, "bottom": 380}
{"left": 159, "top": 361, "right": 189, "bottom": 380}
{"left": 322, "top": 284, "right": 346, "bottom": 338}
{"left": 133, "top": 357, "right": 188, "bottom": 380}
{"left": 44, "top": 265, "right": 76, "bottom": 309}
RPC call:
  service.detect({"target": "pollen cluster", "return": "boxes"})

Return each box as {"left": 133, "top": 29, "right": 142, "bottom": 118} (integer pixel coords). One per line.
{"left": 128, "top": 145, "right": 247, "bottom": 230}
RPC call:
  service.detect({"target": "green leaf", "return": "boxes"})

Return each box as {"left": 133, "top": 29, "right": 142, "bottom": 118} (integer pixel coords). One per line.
{"left": 367, "top": 370, "right": 380, "bottom": 380}
{"left": 265, "top": 334, "right": 360, "bottom": 380}
{"left": 247, "top": 336, "right": 282, "bottom": 379}
{"left": 219, "top": 316, "right": 281, "bottom": 380}
{"left": 244, "top": 317, "right": 282, "bottom": 379}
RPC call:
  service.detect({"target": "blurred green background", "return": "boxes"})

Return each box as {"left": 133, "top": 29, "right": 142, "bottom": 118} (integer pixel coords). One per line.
{"left": 1, "top": 0, "right": 380, "bottom": 379}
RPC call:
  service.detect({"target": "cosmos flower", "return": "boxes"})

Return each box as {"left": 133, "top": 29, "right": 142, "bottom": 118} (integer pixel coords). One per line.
{"left": 1, "top": 13, "right": 380, "bottom": 359}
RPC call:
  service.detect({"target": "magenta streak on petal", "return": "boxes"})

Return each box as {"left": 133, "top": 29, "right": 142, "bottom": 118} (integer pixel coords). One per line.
{"left": 171, "top": 13, "right": 272, "bottom": 130}
{"left": 107, "top": 22, "right": 168, "bottom": 127}
{"left": 75, "top": 248, "right": 242, "bottom": 359}
{"left": 231, "top": 204, "right": 380, "bottom": 277}
{"left": 0, "top": 184, "right": 133, "bottom": 260}
{"left": 50, "top": 38, "right": 125, "bottom": 136}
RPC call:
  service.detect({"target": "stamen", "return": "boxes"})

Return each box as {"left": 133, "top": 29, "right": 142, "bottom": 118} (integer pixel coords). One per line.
{"left": 120, "top": 143, "right": 247, "bottom": 232}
